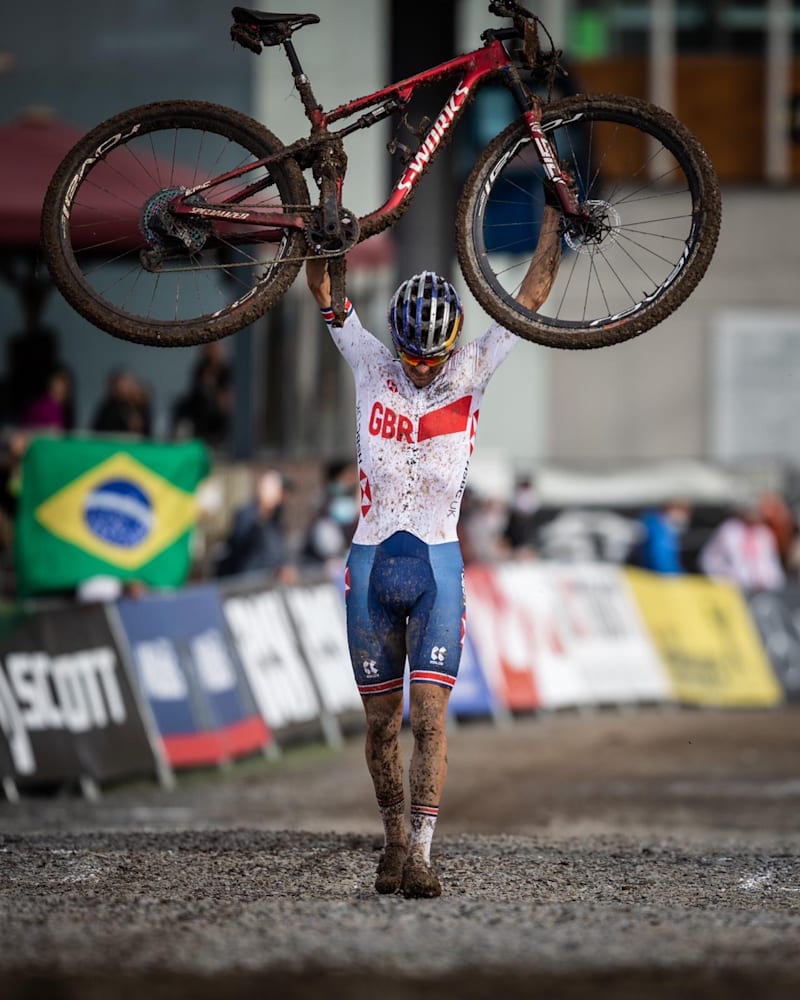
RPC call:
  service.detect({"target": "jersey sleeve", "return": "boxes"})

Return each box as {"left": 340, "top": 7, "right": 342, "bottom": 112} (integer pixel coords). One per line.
{"left": 320, "top": 300, "right": 392, "bottom": 370}
{"left": 454, "top": 322, "right": 517, "bottom": 387}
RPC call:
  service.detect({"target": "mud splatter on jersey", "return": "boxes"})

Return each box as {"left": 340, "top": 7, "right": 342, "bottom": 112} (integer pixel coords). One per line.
{"left": 322, "top": 307, "right": 516, "bottom": 546}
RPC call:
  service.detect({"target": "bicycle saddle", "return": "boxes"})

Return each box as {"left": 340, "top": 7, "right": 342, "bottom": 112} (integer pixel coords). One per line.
{"left": 231, "top": 7, "right": 319, "bottom": 50}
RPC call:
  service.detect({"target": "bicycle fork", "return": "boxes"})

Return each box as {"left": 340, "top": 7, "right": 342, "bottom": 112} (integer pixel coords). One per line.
{"left": 505, "top": 69, "right": 581, "bottom": 217}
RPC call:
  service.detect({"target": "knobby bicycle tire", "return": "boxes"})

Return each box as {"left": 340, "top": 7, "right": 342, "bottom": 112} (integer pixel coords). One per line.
{"left": 456, "top": 94, "right": 722, "bottom": 349}
{"left": 41, "top": 100, "right": 310, "bottom": 347}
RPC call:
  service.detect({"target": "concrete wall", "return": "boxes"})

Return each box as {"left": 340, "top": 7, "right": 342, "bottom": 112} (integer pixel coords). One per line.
{"left": 1, "top": 1, "right": 797, "bottom": 475}
{"left": 546, "top": 189, "right": 800, "bottom": 465}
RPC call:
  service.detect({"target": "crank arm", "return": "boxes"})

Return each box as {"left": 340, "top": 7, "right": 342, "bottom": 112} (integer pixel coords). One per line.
{"left": 328, "top": 255, "right": 348, "bottom": 327}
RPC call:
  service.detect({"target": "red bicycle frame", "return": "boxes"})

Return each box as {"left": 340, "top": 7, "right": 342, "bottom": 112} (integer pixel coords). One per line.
{"left": 171, "top": 35, "right": 579, "bottom": 238}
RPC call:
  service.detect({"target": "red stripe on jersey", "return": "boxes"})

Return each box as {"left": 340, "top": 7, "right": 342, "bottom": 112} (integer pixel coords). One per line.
{"left": 417, "top": 395, "right": 472, "bottom": 442}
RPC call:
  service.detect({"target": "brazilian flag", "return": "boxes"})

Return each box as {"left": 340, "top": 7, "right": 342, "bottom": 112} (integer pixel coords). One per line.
{"left": 14, "top": 437, "right": 210, "bottom": 597}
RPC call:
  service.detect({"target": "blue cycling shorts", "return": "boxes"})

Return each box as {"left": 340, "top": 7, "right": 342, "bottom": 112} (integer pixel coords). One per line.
{"left": 345, "top": 530, "right": 465, "bottom": 696}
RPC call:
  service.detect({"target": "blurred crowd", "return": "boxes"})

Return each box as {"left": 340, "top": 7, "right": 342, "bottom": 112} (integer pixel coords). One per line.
{"left": 0, "top": 326, "right": 232, "bottom": 443}
{"left": 1, "top": 324, "right": 799, "bottom": 600}
{"left": 458, "top": 477, "right": 799, "bottom": 592}
{"left": 194, "top": 467, "right": 800, "bottom": 596}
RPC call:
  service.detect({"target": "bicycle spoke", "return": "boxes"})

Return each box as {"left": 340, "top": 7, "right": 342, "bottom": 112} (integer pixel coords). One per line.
{"left": 470, "top": 101, "right": 703, "bottom": 336}
{"left": 52, "top": 110, "right": 305, "bottom": 336}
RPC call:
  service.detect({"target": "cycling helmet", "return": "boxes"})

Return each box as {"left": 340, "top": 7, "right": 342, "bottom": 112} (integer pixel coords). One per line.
{"left": 388, "top": 271, "right": 463, "bottom": 358}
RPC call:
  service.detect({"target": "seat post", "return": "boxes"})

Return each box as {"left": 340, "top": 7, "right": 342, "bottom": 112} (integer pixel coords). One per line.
{"left": 283, "top": 39, "right": 322, "bottom": 122}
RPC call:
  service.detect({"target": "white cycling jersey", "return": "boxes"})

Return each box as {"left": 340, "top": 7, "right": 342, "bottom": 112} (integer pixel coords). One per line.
{"left": 321, "top": 302, "right": 516, "bottom": 546}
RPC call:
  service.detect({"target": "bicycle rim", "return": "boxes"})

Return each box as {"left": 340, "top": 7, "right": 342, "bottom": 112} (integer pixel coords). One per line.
{"left": 42, "top": 102, "right": 308, "bottom": 346}
{"left": 459, "top": 94, "right": 720, "bottom": 349}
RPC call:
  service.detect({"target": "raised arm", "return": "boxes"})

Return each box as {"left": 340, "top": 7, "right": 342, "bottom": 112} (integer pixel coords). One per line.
{"left": 516, "top": 204, "right": 562, "bottom": 311}
{"left": 306, "top": 256, "right": 332, "bottom": 309}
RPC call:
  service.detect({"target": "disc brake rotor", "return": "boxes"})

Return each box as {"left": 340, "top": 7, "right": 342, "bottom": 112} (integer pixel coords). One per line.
{"left": 564, "top": 199, "right": 622, "bottom": 255}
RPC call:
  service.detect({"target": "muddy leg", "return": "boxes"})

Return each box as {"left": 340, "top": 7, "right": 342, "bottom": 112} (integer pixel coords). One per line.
{"left": 363, "top": 691, "right": 408, "bottom": 893}
{"left": 403, "top": 683, "right": 450, "bottom": 898}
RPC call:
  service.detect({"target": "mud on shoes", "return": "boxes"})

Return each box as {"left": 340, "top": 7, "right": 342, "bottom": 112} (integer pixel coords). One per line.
{"left": 401, "top": 851, "right": 442, "bottom": 898}
{"left": 375, "top": 842, "right": 408, "bottom": 894}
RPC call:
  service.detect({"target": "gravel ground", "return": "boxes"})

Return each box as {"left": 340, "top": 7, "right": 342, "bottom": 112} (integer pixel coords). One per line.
{"left": 1, "top": 706, "right": 799, "bottom": 999}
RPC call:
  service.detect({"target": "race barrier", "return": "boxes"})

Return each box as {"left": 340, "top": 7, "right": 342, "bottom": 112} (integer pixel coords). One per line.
{"left": 0, "top": 562, "right": 793, "bottom": 798}
{"left": 219, "top": 577, "right": 359, "bottom": 747}
{"left": 625, "top": 569, "right": 783, "bottom": 707}
{"left": 744, "top": 585, "right": 800, "bottom": 703}
{"left": 113, "top": 584, "right": 272, "bottom": 768}
{"left": 464, "top": 562, "right": 671, "bottom": 711}
{"left": 0, "top": 602, "right": 164, "bottom": 796}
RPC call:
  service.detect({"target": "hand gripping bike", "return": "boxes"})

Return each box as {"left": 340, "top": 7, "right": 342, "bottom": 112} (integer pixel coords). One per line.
{"left": 41, "top": 1, "right": 721, "bottom": 350}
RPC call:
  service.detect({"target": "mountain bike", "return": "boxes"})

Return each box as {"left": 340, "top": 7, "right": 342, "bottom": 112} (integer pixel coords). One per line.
{"left": 41, "top": 1, "right": 721, "bottom": 350}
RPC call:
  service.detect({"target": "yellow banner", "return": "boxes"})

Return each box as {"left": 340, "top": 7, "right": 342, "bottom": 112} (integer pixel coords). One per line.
{"left": 624, "top": 569, "right": 783, "bottom": 707}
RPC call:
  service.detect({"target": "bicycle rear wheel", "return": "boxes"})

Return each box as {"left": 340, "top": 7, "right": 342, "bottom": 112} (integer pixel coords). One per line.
{"left": 41, "top": 101, "right": 310, "bottom": 347}
{"left": 456, "top": 94, "right": 721, "bottom": 349}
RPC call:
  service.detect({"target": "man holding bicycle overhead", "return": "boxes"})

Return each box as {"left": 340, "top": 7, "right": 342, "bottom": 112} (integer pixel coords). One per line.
{"left": 306, "top": 203, "right": 562, "bottom": 898}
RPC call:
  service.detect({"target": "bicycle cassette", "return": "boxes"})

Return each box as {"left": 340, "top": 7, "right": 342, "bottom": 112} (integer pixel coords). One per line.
{"left": 140, "top": 188, "right": 212, "bottom": 254}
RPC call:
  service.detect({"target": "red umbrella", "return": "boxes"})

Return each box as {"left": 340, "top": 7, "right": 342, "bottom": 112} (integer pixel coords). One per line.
{"left": 0, "top": 109, "right": 89, "bottom": 248}
{"left": 0, "top": 106, "right": 204, "bottom": 252}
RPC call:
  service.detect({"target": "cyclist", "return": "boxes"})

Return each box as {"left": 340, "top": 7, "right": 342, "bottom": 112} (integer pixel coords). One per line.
{"left": 306, "top": 202, "right": 562, "bottom": 898}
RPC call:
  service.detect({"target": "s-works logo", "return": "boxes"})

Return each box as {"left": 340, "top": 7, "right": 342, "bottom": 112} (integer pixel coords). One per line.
{"left": 397, "top": 82, "right": 470, "bottom": 194}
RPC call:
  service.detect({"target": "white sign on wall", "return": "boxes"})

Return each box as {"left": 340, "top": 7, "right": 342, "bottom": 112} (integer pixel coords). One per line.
{"left": 710, "top": 310, "right": 800, "bottom": 463}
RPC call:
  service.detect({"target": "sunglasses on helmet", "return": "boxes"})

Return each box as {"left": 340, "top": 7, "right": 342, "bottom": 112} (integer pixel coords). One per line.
{"left": 398, "top": 349, "right": 451, "bottom": 368}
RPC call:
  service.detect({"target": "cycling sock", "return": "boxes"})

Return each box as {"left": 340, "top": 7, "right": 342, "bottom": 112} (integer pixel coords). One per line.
{"left": 378, "top": 790, "right": 406, "bottom": 845}
{"left": 409, "top": 803, "right": 439, "bottom": 862}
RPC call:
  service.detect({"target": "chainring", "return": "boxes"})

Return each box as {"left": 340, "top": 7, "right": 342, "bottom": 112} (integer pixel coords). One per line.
{"left": 305, "top": 207, "right": 360, "bottom": 255}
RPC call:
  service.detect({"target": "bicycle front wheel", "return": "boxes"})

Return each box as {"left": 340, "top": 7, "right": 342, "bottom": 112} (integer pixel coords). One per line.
{"left": 456, "top": 94, "right": 721, "bottom": 349}
{"left": 41, "top": 101, "right": 310, "bottom": 347}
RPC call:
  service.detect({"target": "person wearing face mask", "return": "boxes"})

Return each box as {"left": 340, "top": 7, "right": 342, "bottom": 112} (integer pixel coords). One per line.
{"left": 305, "top": 199, "right": 562, "bottom": 899}
{"left": 635, "top": 498, "right": 692, "bottom": 575}
{"left": 303, "top": 459, "right": 360, "bottom": 571}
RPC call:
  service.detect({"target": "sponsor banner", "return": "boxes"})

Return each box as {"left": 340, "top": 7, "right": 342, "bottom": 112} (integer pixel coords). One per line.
{"left": 449, "top": 629, "right": 497, "bottom": 716}
{"left": 466, "top": 563, "right": 668, "bottom": 711}
{"left": 116, "top": 585, "right": 271, "bottom": 768}
{"left": 221, "top": 582, "right": 322, "bottom": 734}
{"left": 625, "top": 569, "right": 783, "bottom": 707}
{"left": 0, "top": 603, "right": 157, "bottom": 785}
{"left": 14, "top": 436, "right": 209, "bottom": 596}
{"left": 745, "top": 586, "right": 800, "bottom": 702}
{"left": 544, "top": 563, "right": 672, "bottom": 705}
{"left": 282, "top": 583, "right": 362, "bottom": 715}
{"left": 464, "top": 564, "right": 541, "bottom": 711}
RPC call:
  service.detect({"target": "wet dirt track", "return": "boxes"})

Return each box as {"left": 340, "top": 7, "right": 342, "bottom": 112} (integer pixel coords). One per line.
{"left": 1, "top": 706, "right": 799, "bottom": 999}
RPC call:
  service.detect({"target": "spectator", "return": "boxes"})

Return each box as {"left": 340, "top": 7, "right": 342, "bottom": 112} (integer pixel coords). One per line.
{"left": 757, "top": 491, "right": 798, "bottom": 575}
{"left": 92, "top": 369, "right": 151, "bottom": 436}
{"left": 0, "top": 325, "right": 60, "bottom": 424}
{"left": 635, "top": 499, "right": 691, "bottom": 574}
{"left": 303, "top": 459, "right": 359, "bottom": 570}
{"left": 459, "top": 493, "right": 510, "bottom": 564}
{"left": 503, "top": 474, "right": 541, "bottom": 557}
{"left": 172, "top": 343, "right": 232, "bottom": 446}
{"left": 214, "top": 467, "right": 297, "bottom": 583}
{"left": 0, "top": 429, "right": 29, "bottom": 521}
{"left": 20, "top": 364, "right": 73, "bottom": 432}
{"left": 698, "top": 496, "right": 785, "bottom": 592}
